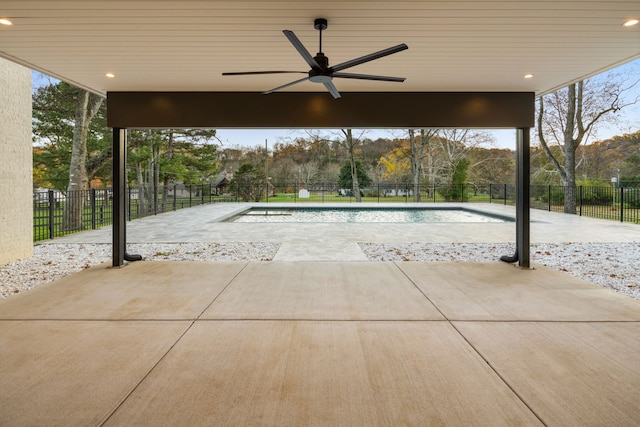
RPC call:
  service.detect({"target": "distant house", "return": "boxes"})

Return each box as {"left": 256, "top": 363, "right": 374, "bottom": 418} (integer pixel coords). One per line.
{"left": 33, "top": 188, "right": 66, "bottom": 203}
{"left": 213, "top": 171, "right": 231, "bottom": 195}
{"left": 166, "top": 183, "right": 191, "bottom": 198}
{"left": 383, "top": 188, "right": 413, "bottom": 197}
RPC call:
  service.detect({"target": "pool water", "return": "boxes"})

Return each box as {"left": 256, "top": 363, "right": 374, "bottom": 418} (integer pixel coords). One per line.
{"left": 229, "top": 208, "right": 507, "bottom": 223}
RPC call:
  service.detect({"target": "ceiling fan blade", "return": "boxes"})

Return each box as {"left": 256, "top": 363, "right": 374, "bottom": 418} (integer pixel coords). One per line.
{"left": 283, "top": 30, "right": 322, "bottom": 70}
{"left": 222, "top": 71, "right": 306, "bottom": 76}
{"left": 263, "top": 76, "right": 310, "bottom": 94}
{"left": 331, "top": 43, "right": 408, "bottom": 73}
{"left": 323, "top": 80, "right": 341, "bottom": 99}
{"left": 332, "top": 72, "right": 405, "bottom": 82}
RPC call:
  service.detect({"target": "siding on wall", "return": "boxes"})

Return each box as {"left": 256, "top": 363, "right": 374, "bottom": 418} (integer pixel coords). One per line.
{"left": 0, "top": 58, "right": 33, "bottom": 264}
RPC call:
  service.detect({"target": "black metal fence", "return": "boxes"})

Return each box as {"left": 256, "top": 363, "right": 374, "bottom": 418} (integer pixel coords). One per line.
{"left": 34, "top": 189, "right": 113, "bottom": 241}
{"left": 233, "top": 182, "right": 512, "bottom": 204}
{"left": 33, "top": 184, "right": 225, "bottom": 241}
{"left": 531, "top": 185, "right": 640, "bottom": 223}
{"left": 33, "top": 183, "right": 639, "bottom": 241}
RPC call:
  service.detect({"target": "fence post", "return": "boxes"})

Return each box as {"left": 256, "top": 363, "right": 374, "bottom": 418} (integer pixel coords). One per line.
{"left": 548, "top": 185, "right": 551, "bottom": 211}
{"left": 579, "top": 186, "right": 583, "bottom": 216}
{"left": 127, "top": 188, "right": 133, "bottom": 221}
{"left": 504, "top": 184, "right": 507, "bottom": 206}
{"left": 489, "top": 184, "right": 492, "bottom": 204}
{"left": 48, "top": 190, "right": 55, "bottom": 240}
{"left": 433, "top": 184, "right": 436, "bottom": 203}
{"left": 620, "top": 187, "right": 624, "bottom": 222}
{"left": 91, "top": 188, "right": 97, "bottom": 229}
{"left": 173, "top": 184, "right": 177, "bottom": 210}
{"left": 189, "top": 185, "right": 192, "bottom": 207}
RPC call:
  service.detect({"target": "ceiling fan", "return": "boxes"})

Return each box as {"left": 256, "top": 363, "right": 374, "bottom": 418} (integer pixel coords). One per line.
{"left": 222, "top": 18, "right": 408, "bottom": 99}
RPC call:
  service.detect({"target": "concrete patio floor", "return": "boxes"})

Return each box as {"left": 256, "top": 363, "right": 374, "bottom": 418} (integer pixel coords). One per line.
{"left": 3, "top": 203, "right": 640, "bottom": 425}
{"left": 1, "top": 260, "right": 640, "bottom": 426}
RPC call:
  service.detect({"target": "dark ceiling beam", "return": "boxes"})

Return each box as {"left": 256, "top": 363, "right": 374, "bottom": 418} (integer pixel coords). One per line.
{"left": 107, "top": 91, "right": 534, "bottom": 129}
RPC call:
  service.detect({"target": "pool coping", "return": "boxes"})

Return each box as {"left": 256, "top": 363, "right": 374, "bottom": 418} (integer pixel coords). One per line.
{"left": 218, "top": 203, "right": 517, "bottom": 223}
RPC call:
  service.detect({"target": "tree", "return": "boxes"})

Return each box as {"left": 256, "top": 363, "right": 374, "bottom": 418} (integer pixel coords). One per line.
{"left": 530, "top": 146, "right": 564, "bottom": 186}
{"left": 467, "top": 148, "right": 515, "bottom": 186}
{"left": 338, "top": 160, "right": 371, "bottom": 193}
{"left": 439, "top": 158, "right": 470, "bottom": 201}
{"left": 230, "top": 163, "right": 267, "bottom": 202}
{"left": 341, "top": 129, "right": 364, "bottom": 202}
{"left": 300, "top": 129, "right": 369, "bottom": 200}
{"left": 32, "top": 81, "right": 110, "bottom": 190}
{"left": 537, "top": 75, "right": 639, "bottom": 213}
{"left": 435, "top": 129, "right": 491, "bottom": 183}
{"left": 63, "top": 89, "right": 104, "bottom": 231}
{"left": 621, "top": 154, "right": 640, "bottom": 187}
{"left": 408, "top": 129, "right": 439, "bottom": 201}
{"left": 298, "top": 160, "right": 321, "bottom": 186}
{"left": 378, "top": 143, "right": 410, "bottom": 192}
{"left": 128, "top": 128, "right": 219, "bottom": 214}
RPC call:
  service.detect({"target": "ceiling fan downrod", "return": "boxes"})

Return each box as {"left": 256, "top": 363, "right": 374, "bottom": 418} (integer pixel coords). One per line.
{"left": 314, "top": 18, "right": 328, "bottom": 54}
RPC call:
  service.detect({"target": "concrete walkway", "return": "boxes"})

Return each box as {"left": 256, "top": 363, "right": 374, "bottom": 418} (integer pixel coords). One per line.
{"left": 2, "top": 203, "right": 638, "bottom": 425}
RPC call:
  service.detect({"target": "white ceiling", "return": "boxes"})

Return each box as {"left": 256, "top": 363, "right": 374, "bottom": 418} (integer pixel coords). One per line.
{"left": 1, "top": 1, "right": 639, "bottom": 97}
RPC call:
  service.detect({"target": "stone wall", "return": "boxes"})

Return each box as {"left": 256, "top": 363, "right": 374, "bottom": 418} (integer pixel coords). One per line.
{"left": 0, "top": 58, "right": 32, "bottom": 264}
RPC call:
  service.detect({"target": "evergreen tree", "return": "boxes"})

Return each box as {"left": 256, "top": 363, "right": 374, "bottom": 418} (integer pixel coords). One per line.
{"left": 338, "top": 160, "right": 371, "bottom": 191}
{"left": 229, "top": 163, "right": 267, "bottom": 202}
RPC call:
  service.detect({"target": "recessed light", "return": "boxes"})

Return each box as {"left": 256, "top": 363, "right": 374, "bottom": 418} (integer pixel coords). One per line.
{"left": 524, "top": 74, "right": 534, "bottom": 79}
{"left": 105, "top": 73, "right": 115, "bottom": 78}
{"left": 0, "top": 18, "right": 12, "bottom": 26}
{"left": 624, "top": 19, "right": 639, "bottom": 27}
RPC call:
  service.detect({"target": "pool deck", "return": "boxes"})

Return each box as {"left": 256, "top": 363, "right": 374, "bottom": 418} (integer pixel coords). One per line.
{"left": 2, "top": 203, "right": 640, "bottom": 425}
{"left": 50, "top": 202, "right": 640, "bottom": 260}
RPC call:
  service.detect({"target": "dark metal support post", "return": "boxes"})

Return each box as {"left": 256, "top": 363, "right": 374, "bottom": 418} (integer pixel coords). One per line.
{"left": 112, "top": 128, "right": 142, "bottom": 267}
{"left": 112, "top": 128, "right": 126, "bottom": 267}
{"left": 516, "top": 128, "right": 531, "bottom": 268}
{"left": 501, "top": 127, "right": 530, "bottom": 268}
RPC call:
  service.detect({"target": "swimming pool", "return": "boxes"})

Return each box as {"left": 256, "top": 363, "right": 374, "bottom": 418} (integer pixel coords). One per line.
{"left": 227, "top": 207, "right": 510, "bottom": 223}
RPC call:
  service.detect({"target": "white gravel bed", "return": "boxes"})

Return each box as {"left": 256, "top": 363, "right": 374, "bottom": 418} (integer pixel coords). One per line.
{"left": 0, "top": 242, "right": 279, "bottom": 299}
{"left": 360, "top": 242, "right": 640, "bottom": 300}
{"left": 1, "top": 241, "right": 638, "bottom": 301}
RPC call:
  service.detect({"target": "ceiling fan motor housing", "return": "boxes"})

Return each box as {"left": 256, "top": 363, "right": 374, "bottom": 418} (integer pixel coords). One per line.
{"left": 314, "top": 18, "right": 328, "bottom": 31}
{"left": 313, "top": 52, "right": 329, "bottom": 69}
